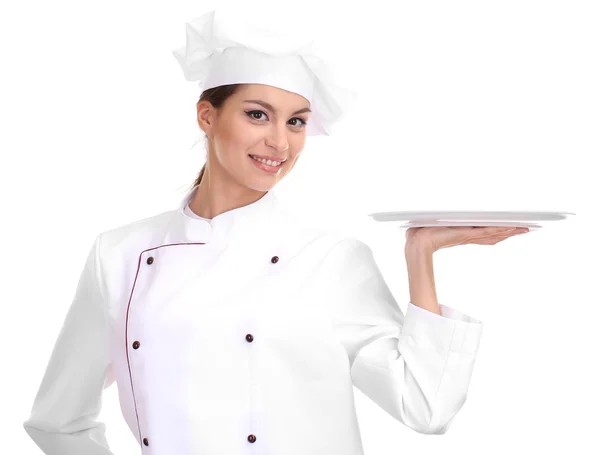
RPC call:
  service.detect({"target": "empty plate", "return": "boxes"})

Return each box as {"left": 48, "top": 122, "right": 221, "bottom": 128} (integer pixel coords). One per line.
{"left": 367, "top": 210, "right": 575, "bottom": 229}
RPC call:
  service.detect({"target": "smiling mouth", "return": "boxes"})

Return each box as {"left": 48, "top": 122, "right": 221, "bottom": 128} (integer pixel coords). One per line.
{"left": 248, "top": 154, "right": 287, "bottom": 173}
{"left": 248, "top": 154, "right": 287, "bottom": 163}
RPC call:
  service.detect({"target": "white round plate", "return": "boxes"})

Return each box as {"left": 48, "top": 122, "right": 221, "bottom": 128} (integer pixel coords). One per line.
{"left": 367, "top": 210, "right": 575, "bottom": 230}
{"left": 397, "top": 220, "right": 543, "bottom": 230}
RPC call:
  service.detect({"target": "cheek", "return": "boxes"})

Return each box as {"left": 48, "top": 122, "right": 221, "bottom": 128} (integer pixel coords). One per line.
{"left": 216, "top": 126, "right": 256, "bottom": 156}
{"left": 229, "top": 117, "right": 264, "bottom": 146}
{"left": 290, "top": 148, "right": 303, "bottom": 161}
{"left": 284, "top": 154, "right": 301, "bottom": 171}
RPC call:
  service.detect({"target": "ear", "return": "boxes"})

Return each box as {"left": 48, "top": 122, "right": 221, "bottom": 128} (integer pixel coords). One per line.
{"left": 197, "top": 100, "right": 216, "bottom": 139}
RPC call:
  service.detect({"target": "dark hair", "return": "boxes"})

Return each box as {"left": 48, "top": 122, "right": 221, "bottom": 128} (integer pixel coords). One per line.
{"left": 190, "top": 84, "right": 243, "bottom": 190}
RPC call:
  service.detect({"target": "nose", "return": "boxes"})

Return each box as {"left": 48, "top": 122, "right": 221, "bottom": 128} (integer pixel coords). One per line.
{"left": 265, "top": 122, "right": 290, "bottom": 152}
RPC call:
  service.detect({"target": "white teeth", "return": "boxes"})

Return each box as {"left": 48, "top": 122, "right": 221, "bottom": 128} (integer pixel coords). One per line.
{"left": 250, "top": 155, "right": 283, "bottom": 166}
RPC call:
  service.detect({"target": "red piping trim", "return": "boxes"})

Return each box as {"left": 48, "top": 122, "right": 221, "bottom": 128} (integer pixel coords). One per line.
{"left": 124, "top": 242, "right": 206, "bottom": 447}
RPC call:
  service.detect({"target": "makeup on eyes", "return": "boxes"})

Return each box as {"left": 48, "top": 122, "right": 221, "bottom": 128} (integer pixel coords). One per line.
{"left": 245, "top": 110, "right": 307, "bottom": 127}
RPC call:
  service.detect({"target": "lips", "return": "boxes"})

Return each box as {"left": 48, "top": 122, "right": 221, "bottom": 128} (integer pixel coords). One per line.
{"left": 248, "top": 154, "right": 286, "bottom": 162}
{"left": 249, "top": 154, "right": 284, "bottom": 174}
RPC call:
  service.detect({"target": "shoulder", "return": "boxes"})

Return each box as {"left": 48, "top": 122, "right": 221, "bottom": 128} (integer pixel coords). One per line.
{"left": 95, "top": 208, "right": 177, "bottom": 264}
{"left": 273, "top": 207, "right": 370, "bottom": 260}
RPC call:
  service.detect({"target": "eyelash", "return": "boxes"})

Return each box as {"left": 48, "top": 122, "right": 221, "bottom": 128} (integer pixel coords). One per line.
{"left": 245, "top": 110, "right": 307, "bottom": 128}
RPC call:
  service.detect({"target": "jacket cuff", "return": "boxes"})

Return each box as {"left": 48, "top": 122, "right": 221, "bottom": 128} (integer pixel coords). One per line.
{"left": 401, "top": 301, "right": 483, "bottom": 356}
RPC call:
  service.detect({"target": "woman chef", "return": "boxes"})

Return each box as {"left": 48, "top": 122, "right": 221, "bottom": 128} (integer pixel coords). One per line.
{"left": 22, "top": 8, "right": 529, "bottom": 455}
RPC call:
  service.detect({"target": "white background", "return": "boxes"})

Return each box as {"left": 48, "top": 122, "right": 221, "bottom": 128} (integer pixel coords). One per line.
{"left": 2, "top": 0, "right": 598, "bottom": 454}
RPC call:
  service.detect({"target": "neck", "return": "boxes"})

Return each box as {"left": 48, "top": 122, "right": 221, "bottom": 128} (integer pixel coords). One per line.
{"left": 188, "top": 171, "right": 268, "bottom": 220}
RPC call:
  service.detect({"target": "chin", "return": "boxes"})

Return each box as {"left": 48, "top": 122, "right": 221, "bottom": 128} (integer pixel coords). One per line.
{"left": 245, "top": 181, "right": 279, "bottom": 193}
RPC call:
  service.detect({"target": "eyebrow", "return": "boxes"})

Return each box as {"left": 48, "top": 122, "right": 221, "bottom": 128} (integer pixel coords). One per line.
{"left": 243, "top": 99, "right": 312, "bottom": 116}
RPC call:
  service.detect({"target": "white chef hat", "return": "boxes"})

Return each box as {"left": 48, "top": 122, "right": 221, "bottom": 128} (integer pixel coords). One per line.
{"left": 171, "top": 9, "right": 358, "bottom": 136}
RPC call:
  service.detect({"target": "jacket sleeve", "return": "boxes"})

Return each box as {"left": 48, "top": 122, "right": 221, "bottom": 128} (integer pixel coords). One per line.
{"left": 23, "top": 233, "right": 116, "bottom": 454}
{"left": 320, "top": 237, "right": 483, "bottom": 435}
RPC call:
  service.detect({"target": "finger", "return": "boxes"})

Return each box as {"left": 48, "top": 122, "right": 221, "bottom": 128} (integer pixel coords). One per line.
{"left": 494, "top": 227, "right": 518, "bottom": 234}
{"left": 468, "top": 229, "right": 521, "bottom": 243}
{"left": 470, "top": 226, "right": 513, "bottom": 236}
{"left": 485, "top": 227, "right": 530, "bottom": 238}
{"left": 500, "top": 228, "right": 530, "bottom": 237}
{"left": 478, "top": 232, "right": 528, "bottom": 244}
{"left": 499, "top": 227, "right": 529, "bottom": 234}
{"left": 470, "top": 229, "right": 515, "bottom": 241}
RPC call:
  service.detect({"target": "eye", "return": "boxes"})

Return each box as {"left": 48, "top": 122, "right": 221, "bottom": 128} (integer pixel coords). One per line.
{"left": 246, "top": 110, "right": 267, "bottom": 121}
{"left": 245, "top": 110, "right": 307, "bottom": 129}
{"left": 289, "top": 117, "right": 307, "bottom": 128}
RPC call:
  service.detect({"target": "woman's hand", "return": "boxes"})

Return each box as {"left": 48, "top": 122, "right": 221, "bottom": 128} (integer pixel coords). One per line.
{"left": 405, "top": 225, "right": 530, "bottom": 254}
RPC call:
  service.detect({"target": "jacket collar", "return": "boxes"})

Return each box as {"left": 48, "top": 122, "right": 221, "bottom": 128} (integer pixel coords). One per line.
{"left": 169, "top": 183, "right": 281, "bottom": 246}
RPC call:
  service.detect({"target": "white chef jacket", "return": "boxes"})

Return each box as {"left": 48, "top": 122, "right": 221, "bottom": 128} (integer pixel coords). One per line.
{"left": 23, "top": 184, "right": 484, "bottom": 455}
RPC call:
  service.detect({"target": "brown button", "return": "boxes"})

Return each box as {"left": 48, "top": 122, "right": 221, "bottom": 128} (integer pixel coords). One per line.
{"left": 271, "top": 256, "right": 279, "bottom": 263}
{"left": 245, "top": 334, "right": 253, "bottom": 342}
{"left": 146, "top": 257, "right": 154, "bottom": 265}
{"left": 247, "top": 434, "right": 256, "bottom": 443}
{"left": 143, "top": 437, "right": 149, "bottom": 446}
{"left": 133, "top": 341, "right": 140, "bottom": 349}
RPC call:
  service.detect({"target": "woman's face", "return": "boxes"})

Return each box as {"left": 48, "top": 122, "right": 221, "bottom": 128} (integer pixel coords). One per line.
{"left": 196, "top": 84, "right": 311, "bottom": 192}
